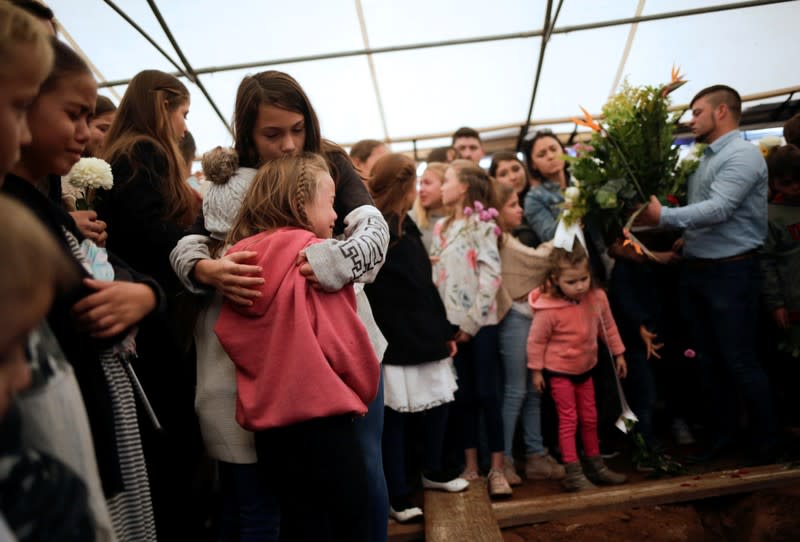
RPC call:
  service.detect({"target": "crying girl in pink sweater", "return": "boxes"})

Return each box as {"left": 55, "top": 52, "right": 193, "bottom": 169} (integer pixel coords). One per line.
{"left": 214, "top": 152, "right": 379, "bottom": 542}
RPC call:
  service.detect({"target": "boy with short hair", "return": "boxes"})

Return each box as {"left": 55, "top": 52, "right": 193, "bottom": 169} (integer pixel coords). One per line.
{"left": 452, "top": 126, "right": 485, "bottom": 163}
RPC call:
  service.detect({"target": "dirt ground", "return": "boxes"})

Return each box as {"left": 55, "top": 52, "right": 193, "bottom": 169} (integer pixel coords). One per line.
{"left": 503, "top": 484, "right": 800, "bottom": 542}
{"left": 496, "top": 427, "right": 800, "bottom": 542}
{"left": 389, "top": 420, "right": 800, "bottom": 541}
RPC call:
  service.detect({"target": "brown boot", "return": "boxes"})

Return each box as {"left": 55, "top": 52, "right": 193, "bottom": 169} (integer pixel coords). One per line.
{"left": 562, "top": 462, "right": 596, "bottom": 492}
{"left": 525, "top": 451, "right": 566, "bottom": 480}
{"left": 585, "top": 456, "right": 627, "bottom": 485}
{"left": 503, "top": 456, "right": 522, "bottom": 486}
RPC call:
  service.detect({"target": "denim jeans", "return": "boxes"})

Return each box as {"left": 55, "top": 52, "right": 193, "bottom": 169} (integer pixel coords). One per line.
{"left": 217, "top": 462, "right": 280, "bottom": 542}
{"left": 353, "top": 372, "right": 389, "bottom": 542}
{"left": 498, "top": 310, "right": 545, "bottom": 457}
{"left": 453, "top": 325, "right": 504, "bottom": 452}
{"left": 681, "top": 258, "right": 777, "bottom": 448}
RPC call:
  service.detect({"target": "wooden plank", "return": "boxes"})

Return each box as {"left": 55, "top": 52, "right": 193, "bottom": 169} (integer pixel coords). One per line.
{"left": 492, "top": 463, "right": 800, "bottom": 529}
{"left": 425, "top": 479, "right": 504, "bottom": 542}
{"left": 387, "top": 520, "right": 423, "bottom": 542}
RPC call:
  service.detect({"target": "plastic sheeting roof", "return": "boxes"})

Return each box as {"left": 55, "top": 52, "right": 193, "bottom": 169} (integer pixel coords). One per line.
{"left": 50, "top": 0, "right": 800, "bottom": 156}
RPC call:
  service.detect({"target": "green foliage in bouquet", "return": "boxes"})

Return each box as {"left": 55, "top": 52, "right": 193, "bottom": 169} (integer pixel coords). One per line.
{"left": 627, "top": 420, "right": 686, "bottom": 478}
{"left": 564, "top": 67, "right": 700, "bottom": 240}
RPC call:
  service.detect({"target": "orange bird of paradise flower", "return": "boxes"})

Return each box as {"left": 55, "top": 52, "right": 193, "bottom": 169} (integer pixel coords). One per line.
{"left": 571, "top": 105, "right": 602, "bottom": 133}
{"left": 661, "top": 64, "right": 687, "bottom": 96}
{"left": 622, "top": 238, "right": 644, "bottom": 255}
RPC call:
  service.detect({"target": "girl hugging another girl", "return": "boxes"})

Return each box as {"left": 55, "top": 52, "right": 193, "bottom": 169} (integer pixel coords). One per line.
{"left": 527, "top": 244, "right": 628, "bottom": 492}
{"left": 214, "top": 153, "right": 380, "bottom": 542}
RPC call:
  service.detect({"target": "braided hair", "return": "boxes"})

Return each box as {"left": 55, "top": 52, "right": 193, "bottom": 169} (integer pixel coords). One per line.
{"left": 226, "top": 152, "right": 329, "bottom": 245}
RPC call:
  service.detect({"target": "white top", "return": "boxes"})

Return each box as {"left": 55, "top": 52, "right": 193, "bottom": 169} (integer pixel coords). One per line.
{"left": 431, "top": 217, "right": 502, "bottom": 336}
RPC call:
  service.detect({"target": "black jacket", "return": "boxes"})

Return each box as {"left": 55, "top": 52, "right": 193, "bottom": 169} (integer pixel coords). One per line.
{"left": 365, "top": 215, "right": 453, "bottom": 365}
{"left": 96, "top": 139, "right": 200, "bottom": 441}
{"left": 2, "top": 174, "right": 165, "bottom": 496}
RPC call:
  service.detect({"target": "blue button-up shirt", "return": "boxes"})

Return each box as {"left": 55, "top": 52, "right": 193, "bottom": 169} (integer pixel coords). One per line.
{"left": 659, "top": 130, "right": 767, "bottom": 259}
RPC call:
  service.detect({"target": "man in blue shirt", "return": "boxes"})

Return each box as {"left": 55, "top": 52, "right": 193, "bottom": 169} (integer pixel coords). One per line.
{"left": 639, "top": 85, "right": 777, "bottom": 464}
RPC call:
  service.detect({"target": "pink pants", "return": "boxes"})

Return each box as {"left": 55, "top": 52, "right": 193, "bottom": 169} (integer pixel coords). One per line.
{"left": 549, "top": 375, "right": 600, "bottom": 463}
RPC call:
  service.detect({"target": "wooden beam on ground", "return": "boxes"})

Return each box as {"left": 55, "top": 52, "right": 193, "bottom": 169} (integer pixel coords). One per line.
{"left": 387, "top": 520, "right": 423, "bottom": 542}
{"left": 493, "top": 463, "right": 800, "bottom": 530}
{"left": 425, "top": 479, "right": 504, "bottom": 542}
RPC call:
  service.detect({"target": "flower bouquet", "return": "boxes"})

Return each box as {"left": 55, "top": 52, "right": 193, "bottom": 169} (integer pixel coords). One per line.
{"left": 563, "top": 67, "right": 701, "bottom": 256}
{"left": 64, "top": 157, "right": 113, "bottom": 210}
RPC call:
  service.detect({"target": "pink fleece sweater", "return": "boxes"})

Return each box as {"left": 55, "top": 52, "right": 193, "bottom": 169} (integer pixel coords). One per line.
{"left": 526, "top": 287, "right": 625, "bottom": 375}
{"left": 214, "top": 228, "right": 380, "bottom": 431}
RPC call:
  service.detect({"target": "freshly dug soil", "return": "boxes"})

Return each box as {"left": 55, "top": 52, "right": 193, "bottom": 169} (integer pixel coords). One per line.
{"left": 503, "top": 484, "right": 800, "bottom": 542}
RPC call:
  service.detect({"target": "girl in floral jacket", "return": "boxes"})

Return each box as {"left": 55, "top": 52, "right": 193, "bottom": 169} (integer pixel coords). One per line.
{"left": 431, "top": 160, "right": 511, "bottom": 497}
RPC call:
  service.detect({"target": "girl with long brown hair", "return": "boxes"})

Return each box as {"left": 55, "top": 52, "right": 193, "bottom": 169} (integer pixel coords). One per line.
{"left": 490, "top": 151, "right": 539, "bottom": 247}
{"left": 96, "top": 69, "right": 204, "bottom": 541}
{"left": 169, "top": 70, "right": 390, "bottom": 542}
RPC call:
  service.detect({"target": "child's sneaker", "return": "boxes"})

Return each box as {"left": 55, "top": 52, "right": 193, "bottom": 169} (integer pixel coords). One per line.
{"left": 503, "top": 456, "right": 522, "bottom": 486}
{"left": 389, "top": 495, "right": 423, "bottom": 523}
{"left": 487, "top": 469, "right": 512, "bottom": 498}
{"left": 421, "top": 469, "right": 469, "bottom": 492}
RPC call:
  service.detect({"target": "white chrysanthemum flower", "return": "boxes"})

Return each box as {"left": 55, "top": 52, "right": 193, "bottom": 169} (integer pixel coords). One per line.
{"left": 564, "top": 186, "right": 580, "bottom": 200}
{"left": 65, "top": 157, "right": 114, "bottom": 191}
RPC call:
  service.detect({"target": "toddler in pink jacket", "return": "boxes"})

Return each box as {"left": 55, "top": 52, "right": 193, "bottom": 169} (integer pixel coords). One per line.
{"left": 527, "top": 244, "right": 628, "bottom": 492}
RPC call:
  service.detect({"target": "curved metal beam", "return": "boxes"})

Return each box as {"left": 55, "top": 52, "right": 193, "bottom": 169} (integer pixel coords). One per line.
{"left": 345, "top": 85, "right": 800, "bottom": 147}
{"left": 517, "top": 0, "right": 563, "bottom": 151}
{"left": 355, "top": 0, "right": 389, "bottom": 141}
{"left": 102, "top": 0, "right": 188, "bottom": 79}
{"left": 608, "top": 0, "right": 646, "bottom": 98}
{"left": 145, "top": 0, "right": 232, "bottom": 134}
{"left": 98, "top": 0, "right": 795, "bottom": 88}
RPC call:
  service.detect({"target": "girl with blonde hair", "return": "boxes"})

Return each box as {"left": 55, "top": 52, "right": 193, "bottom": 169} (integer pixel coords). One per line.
{"left": 410, "top": 161, "right": 447, "bottom": 251}
{"left": 216, "top": 152, "right": 379, "bottom": 542}
{"left": 431, "top": 160, "right": 512, "bottom": 497}
{"left": 0, "top": 0, "right": 52, "bottom": 179}
{"left": 528, "top": 245, "right": 628, "bottom": 492}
